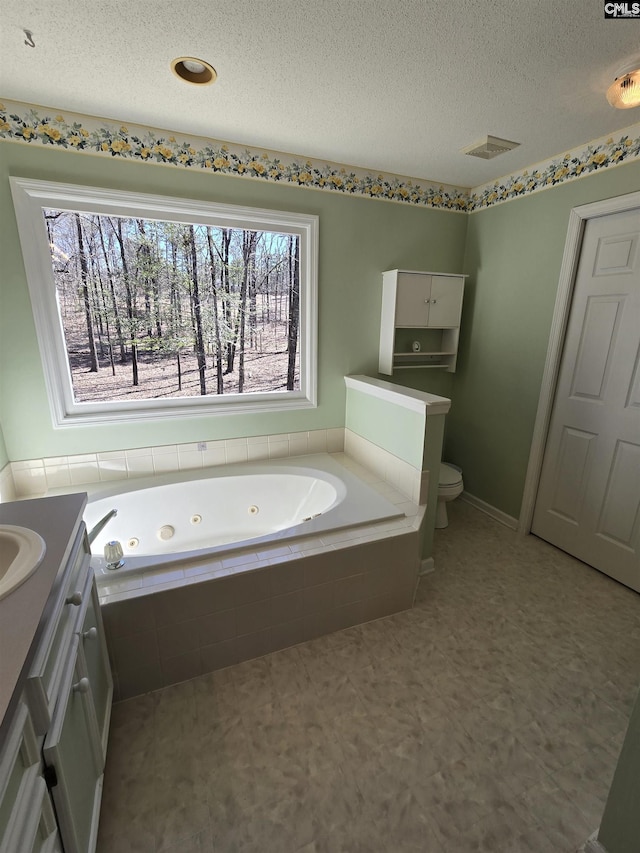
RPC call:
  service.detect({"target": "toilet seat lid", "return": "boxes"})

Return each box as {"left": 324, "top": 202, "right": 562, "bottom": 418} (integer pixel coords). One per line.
{"left": 439, "top": 463, "right": 462, "bottom": 486}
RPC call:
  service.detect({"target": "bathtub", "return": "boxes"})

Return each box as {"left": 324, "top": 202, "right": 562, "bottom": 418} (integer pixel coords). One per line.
{"left": 91, "top": 453, "right": 422, "bottom": 699}
{"left": 85, "top": 454, "right": 404, "bottom": 584}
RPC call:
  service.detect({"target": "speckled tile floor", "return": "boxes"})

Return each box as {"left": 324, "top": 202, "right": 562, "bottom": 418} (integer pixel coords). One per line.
{"left": 96, "top": 500, "right": 640, "bottom": 853}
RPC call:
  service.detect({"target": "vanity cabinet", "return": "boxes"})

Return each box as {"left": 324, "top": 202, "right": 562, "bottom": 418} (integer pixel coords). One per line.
{"left": 43, "top": 635, "right": 105, "bottom": 853}
{"left": 0, "top": 699, "right": 61, "bottom": 853}
{"left": 26, "top": 530, "right": 89, "bottom": 736}
{"left": 0, "top": 502, "right": 112, "bottom": 853}
{"left": 79, "top": 578, "right": 112, "bottom": 763}
{"left": 379, "top": 269, "right": 466, "bottom": 374}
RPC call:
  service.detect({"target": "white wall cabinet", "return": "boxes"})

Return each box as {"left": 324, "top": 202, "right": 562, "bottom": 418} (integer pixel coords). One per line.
{"left": 379, "top": 269, "right": 466, "bottom": 374}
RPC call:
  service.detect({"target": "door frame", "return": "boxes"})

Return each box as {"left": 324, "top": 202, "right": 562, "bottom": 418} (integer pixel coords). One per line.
{"left": 519, "top": 189, "right": 640, "bottom": 535}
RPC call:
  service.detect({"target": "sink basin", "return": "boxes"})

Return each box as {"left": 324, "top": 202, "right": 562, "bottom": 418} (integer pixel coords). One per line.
{"left": 0, "top": 525, "right": 46, "bottom": 601}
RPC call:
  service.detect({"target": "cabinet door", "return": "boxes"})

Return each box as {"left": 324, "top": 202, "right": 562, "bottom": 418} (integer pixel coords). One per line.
{"left": 394, "top": 273, "right": 431, "bottom": 327}
{"left": 1, "top": 769, "right": 61, "bottom": 853}
{"left": 428, "top": 276, "right": 464, "bottom": 327}
{"left": 43, "top": 639, "right": 104, "bottom": 853}
{"left": 80, "top": 578, "right": 113, "bottom": 761}
{"left": 0, "top": 699, "right": 42, "bottom": 853}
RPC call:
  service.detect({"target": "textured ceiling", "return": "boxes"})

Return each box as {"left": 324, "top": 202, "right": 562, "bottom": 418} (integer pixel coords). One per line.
{"left": 1, "top": 0, "right": 639, "bottom": 187}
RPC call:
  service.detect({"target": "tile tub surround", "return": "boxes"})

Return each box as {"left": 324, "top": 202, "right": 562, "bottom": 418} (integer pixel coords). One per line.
{"left": 0, "top": 462, "right": 16, "bottom": 502}
{"left": 102, "top": 528, "right": 420, "bottom": 701}
{"left": 344, "top": 376, "right": 450, "bottom": 565}
{"left": 86, "top": 452, "right": 409, "bottom": 584}
{"left": 6, "top": 427, "right": 346, "bottom": 499}
{"left": 95, "top": 451, "right": 423, "bottom": 699}
{"left": 8, "top": 426, "right": 425, "bottom": 513}
{"left": 94, "top": 452, "right": 422, "bottom": 601}
{"left": 96, "top": 499, "right": 640, "bottom": 853}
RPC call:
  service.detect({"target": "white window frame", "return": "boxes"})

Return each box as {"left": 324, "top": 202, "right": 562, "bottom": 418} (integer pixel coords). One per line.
{"left": 10, "top": 177, "right": 318, "bottom": 428}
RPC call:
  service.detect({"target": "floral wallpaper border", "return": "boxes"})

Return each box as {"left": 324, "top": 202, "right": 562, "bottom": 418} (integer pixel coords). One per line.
{"left": 1, "top": 100, "right": 639, "bottom": 213}
{"left": 470, "top": 127, "right": 640, "bottom": 211}
{"left": 0, "top": 100, "right": 467, "bottom": 212}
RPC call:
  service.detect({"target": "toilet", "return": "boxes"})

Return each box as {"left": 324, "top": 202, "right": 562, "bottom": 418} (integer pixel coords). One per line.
{"left": 436, "top": 463, "right": 463, "bottom": 529}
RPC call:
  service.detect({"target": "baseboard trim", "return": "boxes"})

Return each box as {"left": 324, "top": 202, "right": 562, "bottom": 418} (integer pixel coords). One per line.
{"left": 419, "top": 557, "right": 435, "bottom": 575}
{"left": 582, "top": 831, "right": 607, "bottom": 853}
{"left": 460, "top": 492, "right": 519, "bottom": 530}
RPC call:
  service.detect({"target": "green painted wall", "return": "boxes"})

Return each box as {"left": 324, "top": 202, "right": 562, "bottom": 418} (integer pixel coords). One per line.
{"left": 2, "top": 137, "right": 638, "bottom": 525}
{"left": 0, "top": 142, "right": 467, "bottom": 461}
{"left": 345, "top": 388, "right": 425, "bottom": 469}
{"left": 446, "top": 163, "right": 640, "bottom": 519}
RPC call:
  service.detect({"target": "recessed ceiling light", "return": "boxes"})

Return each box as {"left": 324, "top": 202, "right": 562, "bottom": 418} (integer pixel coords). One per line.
{"left": 171, "top": 56, "right": 217, "bottom": 86}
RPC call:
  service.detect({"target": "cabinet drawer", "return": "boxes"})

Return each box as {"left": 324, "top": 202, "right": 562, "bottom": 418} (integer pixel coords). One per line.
{"left": 26, "top": 529, "right": 90, "bottom": 734}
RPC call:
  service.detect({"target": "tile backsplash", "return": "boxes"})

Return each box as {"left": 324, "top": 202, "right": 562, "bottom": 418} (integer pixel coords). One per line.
{"left": 344, "top": 429, "right": 426, "bottom": 505}
{"left": 7, "top": 429, "right": 346, "bottom": 500}
{"left": 0, "top": 463, "right": 16, "bottom": 502}
{"left": 4, "top": 427, "right": 427, "bottom": 508}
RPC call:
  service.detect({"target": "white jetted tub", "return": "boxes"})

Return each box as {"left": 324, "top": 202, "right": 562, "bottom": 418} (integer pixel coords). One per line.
{"left": 84, "top": 454, "right": 403, "bottom": 583}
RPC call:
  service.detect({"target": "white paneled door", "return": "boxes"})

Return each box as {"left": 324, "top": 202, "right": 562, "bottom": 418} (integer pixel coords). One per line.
{"left": 532, "top": 207, "right": 640, "bottom": 592}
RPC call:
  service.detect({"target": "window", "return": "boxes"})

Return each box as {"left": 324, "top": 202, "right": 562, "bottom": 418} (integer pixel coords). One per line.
{"left": 10, "top": 178, "right": 318, "bottom": 427}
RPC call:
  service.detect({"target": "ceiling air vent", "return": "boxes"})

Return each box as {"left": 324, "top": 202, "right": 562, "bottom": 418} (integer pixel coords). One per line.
{"left": 461, "top": 135, "right": 521, "bottom": 160}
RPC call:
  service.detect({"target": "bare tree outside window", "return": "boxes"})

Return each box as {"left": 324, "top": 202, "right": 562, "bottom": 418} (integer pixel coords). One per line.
{"left": 11, "top": 179, "right": 317, "bottom": 426}
{"left": 45, "top": 210, "right": 301, "bottom": 403}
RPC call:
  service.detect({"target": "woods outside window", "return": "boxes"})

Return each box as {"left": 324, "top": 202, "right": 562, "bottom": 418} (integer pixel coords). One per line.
{"left": 10, "top": 178, "right": 318, "bottom": 426}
